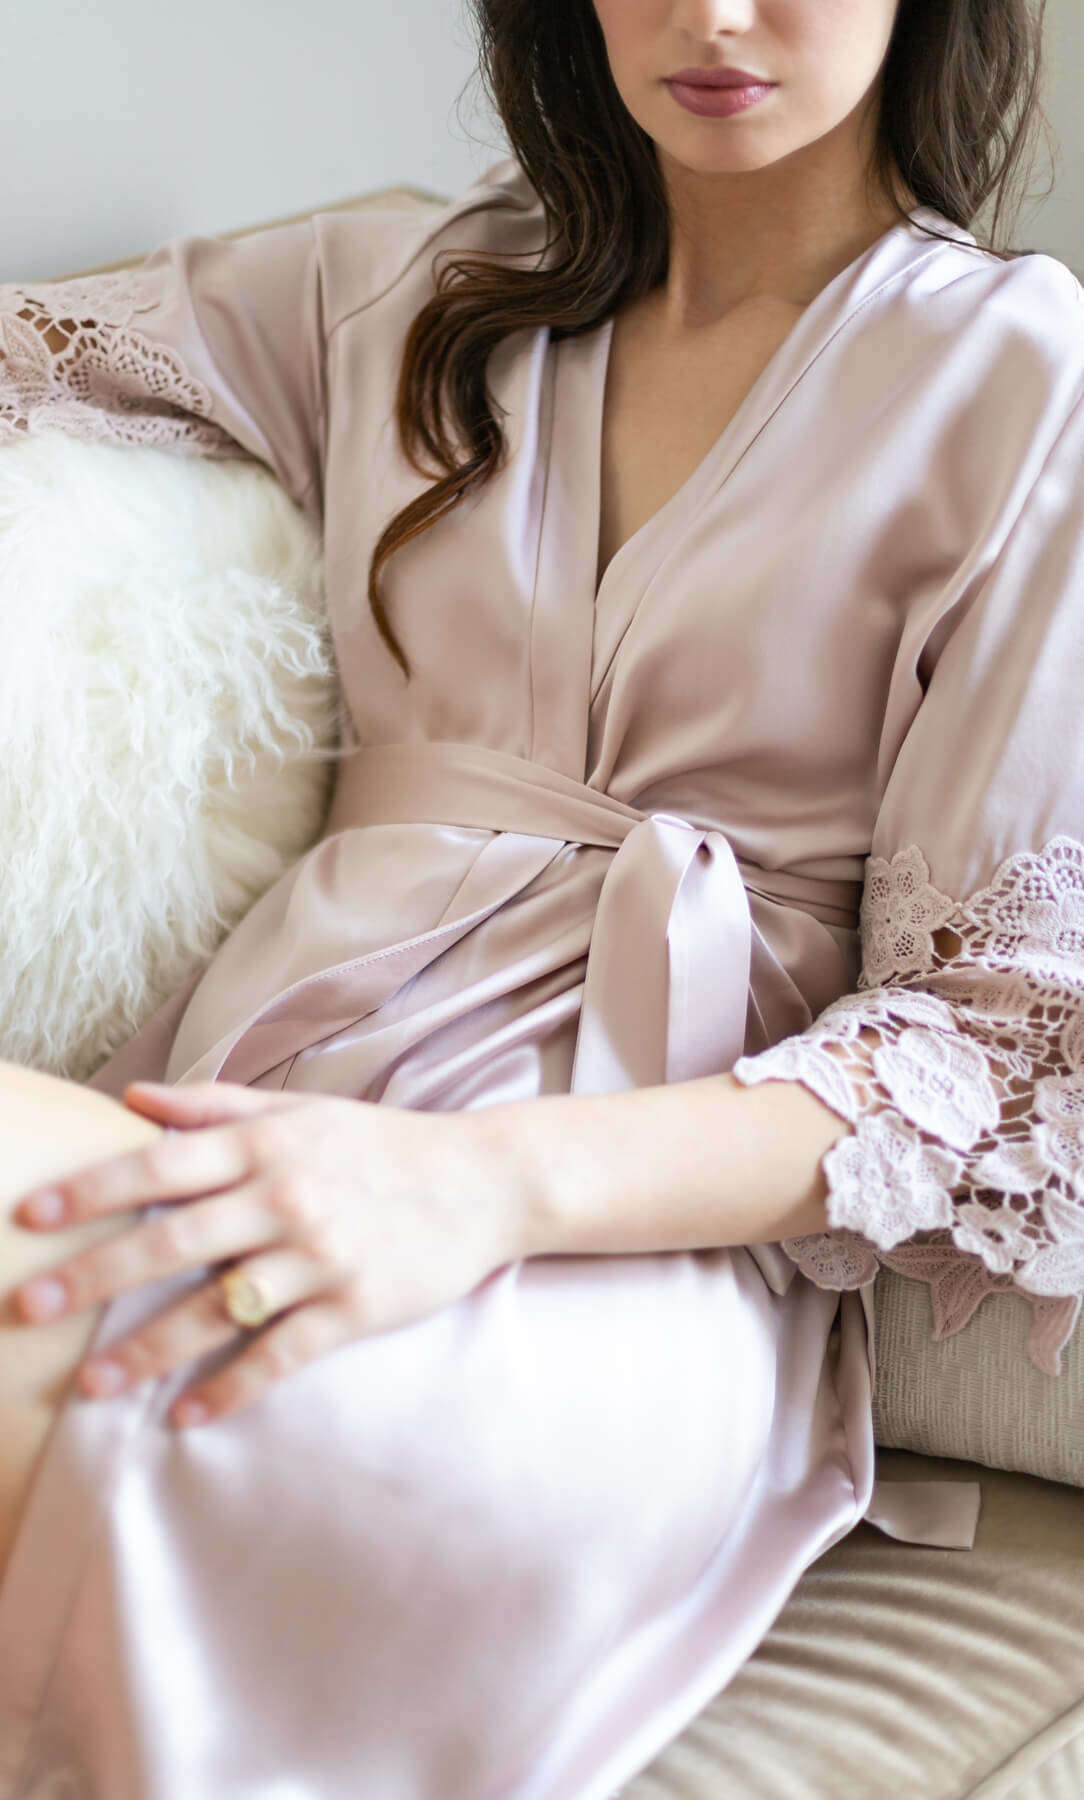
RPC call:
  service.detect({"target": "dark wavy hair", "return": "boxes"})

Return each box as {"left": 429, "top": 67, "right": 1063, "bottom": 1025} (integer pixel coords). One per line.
{"left": 366, "top": 0, "right": 1054, "bottom": 680}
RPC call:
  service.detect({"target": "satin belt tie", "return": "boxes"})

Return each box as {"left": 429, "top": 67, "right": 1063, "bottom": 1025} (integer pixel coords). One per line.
{"left": 323, "top": 739, "right": 861, "bottom": 1095}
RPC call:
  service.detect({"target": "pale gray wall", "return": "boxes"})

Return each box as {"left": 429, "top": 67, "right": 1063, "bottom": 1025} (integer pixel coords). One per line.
{"left": 5, "top": 0, "right": 504, "bottom": 280}
{"left": 3, "top": 0, "right": 1081, "bottom": 281}
{"left": 1022, "top": 0, "right": 1084, "bottom": 277}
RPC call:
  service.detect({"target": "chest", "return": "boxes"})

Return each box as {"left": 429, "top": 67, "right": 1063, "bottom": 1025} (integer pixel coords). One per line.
{"left": 595, "top": 298, "right": 805, "bottom": 593}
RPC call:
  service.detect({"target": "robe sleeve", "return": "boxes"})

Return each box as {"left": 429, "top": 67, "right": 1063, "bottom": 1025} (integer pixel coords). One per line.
{"left": 732, "top": 381, "right": 1084, "bottom": 1377}
{"left": 0, "top": 217, "right": 327, "bottom": 520}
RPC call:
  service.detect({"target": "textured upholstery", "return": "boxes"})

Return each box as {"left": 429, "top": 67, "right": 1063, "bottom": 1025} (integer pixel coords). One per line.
{"left": 626, "top": 1449, "right": 1084, "bottom": 1799}
{"left": 873, "top": 1273, "right": 1083, "bottom": 1488}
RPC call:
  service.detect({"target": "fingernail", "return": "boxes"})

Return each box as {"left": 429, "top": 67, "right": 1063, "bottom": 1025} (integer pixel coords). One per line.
{"left": 17, "top": 1277, "right": 68, "bottom": 1321}
{"left": 20, "top": 1190, "right": 66, "bottom": 1226}
{"left": 172, "top": 1398, "right": 211, "bottom": 1429}
{"left": 81, "top": 1359, "right": 129, "bottom": 1398}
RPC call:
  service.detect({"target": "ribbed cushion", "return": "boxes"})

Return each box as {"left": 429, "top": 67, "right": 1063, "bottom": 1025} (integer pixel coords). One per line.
{"left": 872, "top": 1271, "right": 1084, "bottom": 1488}
{"left": 972, "top": 1702, "right": 1084, "bottom": 1799}
{"left": 625, "top": 1449, "right": 1084, "bottom": 1799}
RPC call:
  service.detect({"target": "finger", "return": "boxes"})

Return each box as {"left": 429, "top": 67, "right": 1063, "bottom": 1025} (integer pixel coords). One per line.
{"left": 122, "top": 1080, "right": 313, "bottom": 1127}
{"left": 12, "top": 1181, "right": 283, "bottom": 1323}
{"left": 13, "top": 1112, "right": 289, "bottom": 1230}
{"left": 77, "top": 1272, "right": 244, "bottom": 1398}
{"left": 76, "top": 1247, "right": 332, "bottom": 1401}
{"left": 169, "top": 1295, "right": 360, "bottom": 1429}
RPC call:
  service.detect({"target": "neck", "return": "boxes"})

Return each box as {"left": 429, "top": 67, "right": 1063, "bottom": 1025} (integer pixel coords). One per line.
{"left": 654, "top": 102, "right": 914, "bottom": 330}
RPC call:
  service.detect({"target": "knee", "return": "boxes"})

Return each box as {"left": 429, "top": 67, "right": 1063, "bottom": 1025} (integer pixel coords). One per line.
{"left": 0, "top": 1057, "right": 163, "bottom": 1219}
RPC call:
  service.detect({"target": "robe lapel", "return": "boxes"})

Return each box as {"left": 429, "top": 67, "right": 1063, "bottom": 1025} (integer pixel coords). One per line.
{"left": 569, "top": 206, "right": 976, "bottom": 713}
{"left": 521, "top": 321, "right": 606, "bottom": 783}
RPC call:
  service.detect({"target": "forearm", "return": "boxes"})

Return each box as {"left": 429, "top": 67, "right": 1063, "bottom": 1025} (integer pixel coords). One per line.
{"left": 478, "top": 1072, "right": 851, "bottom": 1261}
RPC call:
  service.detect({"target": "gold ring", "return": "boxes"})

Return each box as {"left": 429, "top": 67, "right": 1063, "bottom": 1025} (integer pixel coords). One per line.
{"left": 218, "top": 1265, "right": 276, "bottom": 1330}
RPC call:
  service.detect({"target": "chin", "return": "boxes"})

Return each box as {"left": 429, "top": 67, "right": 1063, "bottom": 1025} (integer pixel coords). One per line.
{"left": 659, "top": 140, "right": 776, "bottom": 179}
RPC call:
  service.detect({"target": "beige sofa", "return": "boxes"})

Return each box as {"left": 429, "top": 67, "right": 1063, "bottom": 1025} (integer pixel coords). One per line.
{"left": 55, "top": 187, "right": 1084, "bottom": 1800}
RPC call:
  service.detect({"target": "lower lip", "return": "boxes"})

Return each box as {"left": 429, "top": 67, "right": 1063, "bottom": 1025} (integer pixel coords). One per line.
{"left": 665, "top": 79, "right": 775, "bottom": 118}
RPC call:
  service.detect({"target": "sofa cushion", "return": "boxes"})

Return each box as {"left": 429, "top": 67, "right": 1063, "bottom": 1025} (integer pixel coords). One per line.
{"left": 873, "top": 1269, "right": 1084, "bottom": 1489}
{"left": 624, "top": 1448, "right": 1084, "bottom": 1799}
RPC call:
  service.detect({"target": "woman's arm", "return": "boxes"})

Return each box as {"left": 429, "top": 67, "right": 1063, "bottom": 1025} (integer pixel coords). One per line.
{"left": 1, "top": 218, "right": 328, "bottom": 513}
{"left": 479, "top": 1072, "right": 843, "bottom": 1260}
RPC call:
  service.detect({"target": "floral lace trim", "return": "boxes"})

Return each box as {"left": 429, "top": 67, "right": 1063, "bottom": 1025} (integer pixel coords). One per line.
{"left": 733, "top": 834, "right": 1084, "bottom": 1375}
{"left": 0, "top": 270, "right": 242, "bottom": 454}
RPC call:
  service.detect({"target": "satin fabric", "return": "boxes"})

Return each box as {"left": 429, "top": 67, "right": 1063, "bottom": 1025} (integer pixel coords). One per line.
{"left": 8, "top": 152, "right": 1079, "bottom": 1791}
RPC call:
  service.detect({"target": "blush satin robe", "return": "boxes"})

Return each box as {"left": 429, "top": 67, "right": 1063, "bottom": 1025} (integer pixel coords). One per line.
{"left": 1, "top": 154, "right": 1083, "bottom": 1797}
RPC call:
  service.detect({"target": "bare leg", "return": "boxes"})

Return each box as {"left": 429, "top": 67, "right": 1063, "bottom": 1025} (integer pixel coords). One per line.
{"left": 0, "top": 1059, "right": 165, "bottom": 1588}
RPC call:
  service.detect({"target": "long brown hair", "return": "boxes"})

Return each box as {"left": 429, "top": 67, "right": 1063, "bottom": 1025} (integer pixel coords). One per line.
{"left": 367, "top": 0, "right": 1054, "bottom": 681}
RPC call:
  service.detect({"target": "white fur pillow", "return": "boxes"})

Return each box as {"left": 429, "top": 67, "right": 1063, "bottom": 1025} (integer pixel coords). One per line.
{"left": 0, "top": 431, "right": 340, "bottom": 1084}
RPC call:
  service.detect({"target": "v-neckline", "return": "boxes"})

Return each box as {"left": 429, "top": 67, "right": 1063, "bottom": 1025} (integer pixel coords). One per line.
{"left": 523, "top": 201, "right": 973, "bottom": 773}
{"left": 581, "top": 203, "right": 969, "bottom": 616}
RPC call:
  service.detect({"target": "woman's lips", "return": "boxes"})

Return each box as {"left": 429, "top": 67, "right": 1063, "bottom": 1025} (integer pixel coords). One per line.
{"left": 665, "top": 78, "right": 776, "bottom": 118}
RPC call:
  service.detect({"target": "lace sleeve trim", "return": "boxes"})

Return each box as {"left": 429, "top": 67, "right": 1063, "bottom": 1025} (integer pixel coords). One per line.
{"left": 732, "top": 834, "right": 1084, "bottom": 1376}
{"left": 0, "top": 270, "right": 243, "bottom": 455}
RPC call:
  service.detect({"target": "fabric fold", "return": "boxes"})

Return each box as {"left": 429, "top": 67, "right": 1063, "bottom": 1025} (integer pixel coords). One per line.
{"left": 208, "top": 737, "right": 859, "bottom": 1101}
{"left": 864, "top": 1478, "right": 982, "bottom": 1548}
{"left": 569, "top": 812, "right": 751, "bottom": 1093}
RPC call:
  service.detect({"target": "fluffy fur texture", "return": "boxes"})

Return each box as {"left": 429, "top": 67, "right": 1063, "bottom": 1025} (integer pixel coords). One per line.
{"left": 0, "top": 432, "right": 341, "bottom": 1083}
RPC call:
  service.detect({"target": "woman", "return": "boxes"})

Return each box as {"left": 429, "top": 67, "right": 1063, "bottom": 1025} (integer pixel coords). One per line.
{"left": 0, "top": 0, "right": 1080, "bottom": 1792}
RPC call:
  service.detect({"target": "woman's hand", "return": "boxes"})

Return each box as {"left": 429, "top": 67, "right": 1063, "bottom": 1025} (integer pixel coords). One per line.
{"left": 9, "top": 1081, "right": 526, "bottom": 1429}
